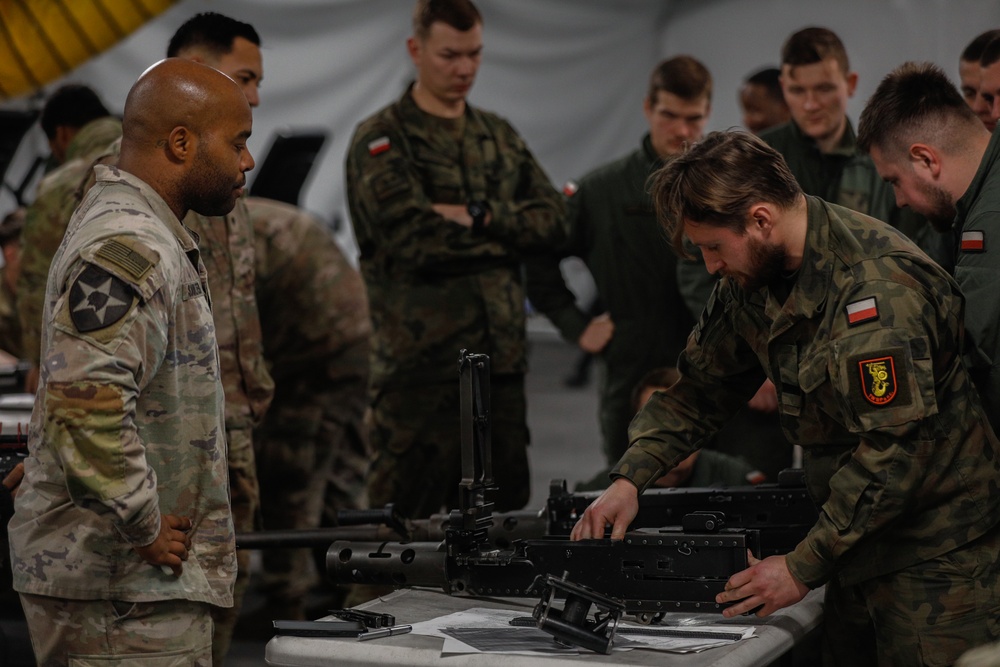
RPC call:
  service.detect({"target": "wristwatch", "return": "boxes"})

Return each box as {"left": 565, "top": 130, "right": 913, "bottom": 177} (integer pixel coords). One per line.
{"left": 467, "top": 200, "right": 489, "bottom": 233}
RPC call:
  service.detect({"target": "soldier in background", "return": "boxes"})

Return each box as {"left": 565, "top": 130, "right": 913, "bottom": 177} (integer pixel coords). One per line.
{"left": 0, "top": 208, "right": 24, "bottom": 358}
{"left": 248, "top": 196, "right": 371, "bottom": 620}
{"left": 17, "top": 85, "right": 121, "bottom": 383}
{"left": 345, "top": 0, "right": 565, "bottom": 518}
{"left": 978, "top": 36, "right": 1000, "bottom": 134}
{"left": 10, "top": 57, "right": 251, "bottom": 666}
{"left": 574, "top": 131, "right": 1000, "bottom": 665}
{"left": 738, "top": 66, "right": 790, "bottom": 135}
{"left": 957, "top": 29, "right": 1000, "bottom": 131}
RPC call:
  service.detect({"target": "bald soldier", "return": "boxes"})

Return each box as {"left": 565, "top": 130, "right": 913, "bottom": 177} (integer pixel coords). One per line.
{"left": 8, "top": 59, "right": 254, "bottom": 666}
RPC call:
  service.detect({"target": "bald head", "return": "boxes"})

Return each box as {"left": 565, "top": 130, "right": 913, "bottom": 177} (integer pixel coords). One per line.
{"left": 119, "top": 58, "right": 254, "bottom": 220}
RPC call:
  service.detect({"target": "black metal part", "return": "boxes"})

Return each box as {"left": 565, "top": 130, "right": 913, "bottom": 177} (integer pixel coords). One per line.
{"left": 329, "top": 608, "right": 395, "bottom": 629}
{"left": 532, "top": 573, "right": 625, "bottom": 654}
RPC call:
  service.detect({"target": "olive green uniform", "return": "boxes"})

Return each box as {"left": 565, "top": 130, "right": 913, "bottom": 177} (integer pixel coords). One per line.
{"left": 954, "top": 128, "right": 1000, "bottom": 436}
{"left": 346, "top": 84, "right": 566, "bottom": 517}
{"left": 525, "top": 135, "right": 694, "bottom": 464}
{"left": 617, "top": 197, "right": 1000, "bottom": 665}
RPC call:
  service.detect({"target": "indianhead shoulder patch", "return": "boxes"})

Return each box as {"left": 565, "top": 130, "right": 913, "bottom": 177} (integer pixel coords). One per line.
{"left": 69, "top": 264, "right": 134, "bottom": 333}
{"left": 858, "top": 355, "right": 897, "bottom": 406}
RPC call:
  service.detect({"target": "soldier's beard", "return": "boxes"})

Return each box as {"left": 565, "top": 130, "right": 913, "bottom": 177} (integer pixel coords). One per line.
{"left": 729, "top": 237, "right": 789, "bottom": 293}
{"left": 916, "top": 181, "right": 958, "bottom": 233}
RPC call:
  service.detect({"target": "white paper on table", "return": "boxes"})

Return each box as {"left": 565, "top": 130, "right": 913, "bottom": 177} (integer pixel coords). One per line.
{"left": 409, "top": 607, "right": 755, "bottom": 656}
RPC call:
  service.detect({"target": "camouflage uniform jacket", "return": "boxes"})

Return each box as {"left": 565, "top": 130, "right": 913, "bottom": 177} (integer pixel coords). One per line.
{"left": 525, "top": 134, "right": 695, "bottom": 456}
{"left": 346, "top": 84, "right": 566, "bottom": 388}
{"left": 17, "top": 117, "right": 124, "bottom": 365}
{"left": 185, "top": 199, "right": 273, "bottom": 431}
{"left": 954, "top": 127, "right": 1000, "bottom": 435}
{"left": 0, "top": 278, "right": 21, "bottom": 357}
{"left": 615, "top": 196, "right": 1000, "bottom": 589}
{"left": 678, "top": 119, "right": 954, "bottom": 318}
{"left": 8, "top": 165, "right": 236, "bottom": 606}
{"left": 248, "top": 196, "right": 370, "bottom": 383}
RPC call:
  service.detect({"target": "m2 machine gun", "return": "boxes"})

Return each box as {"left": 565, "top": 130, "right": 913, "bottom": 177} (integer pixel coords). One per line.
{"left": 326, "top": 350, "right": 819, "bottom": 616}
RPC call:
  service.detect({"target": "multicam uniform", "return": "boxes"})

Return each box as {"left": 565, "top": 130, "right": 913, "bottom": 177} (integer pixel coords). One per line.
{"left": 954, "top": 128, "right": 1000, "bottom": 436}
{"left": 9, "top": 165, "right": 234, "bottom": 664}
{"left": 17, "top": 116, "right": 122, "bottom": 365}
{"left": 248, "top": 196, "right": 370, "bottom": 615}
{"left": 346, "top": 84, "right": 566, "bottom": 517}
{"left": 616, "top": 196, "right": 1000, "bottom": 665}
{"left": 0, "top": 278, "right": 21, "bottom": 358}
{"left": 14, "top": 129, "right": 272, "bottom": 665}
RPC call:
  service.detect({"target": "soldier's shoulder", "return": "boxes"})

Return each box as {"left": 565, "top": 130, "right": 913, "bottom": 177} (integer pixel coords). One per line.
{"left": 758, "top": 122, "right": 795, "bottom": 149}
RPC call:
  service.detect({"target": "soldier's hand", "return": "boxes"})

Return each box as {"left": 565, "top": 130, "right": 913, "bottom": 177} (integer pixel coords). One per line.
{"left": 2, "top": 462, "right": 24, "bottom": 499}
{"left": 578, "top": 313, "right": 614, "bottom": 354}
{"left": 570, "top": 477, "right": 638, "bottom": 541}
{"left": 432, "top": 203, "right": 479, "bottom": 228}
{"left": 715, "top": 553, "right": 808, "bottom": 617}
{"left": 134, "top": 514, "right": 193, "bottom": 576}
{"left": 747, "top": 379, "right": 778, "bottom": 413}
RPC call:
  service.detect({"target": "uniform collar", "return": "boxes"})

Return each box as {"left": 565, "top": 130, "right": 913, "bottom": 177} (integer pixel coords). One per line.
{"left": 764, "top": 196, "right": 832, "bottom": 330}
{"left": 788, "top": 116, "right": 858, "bottom": 158}
{"left": 92, "top": 164, "right": 200, "bottom": 253}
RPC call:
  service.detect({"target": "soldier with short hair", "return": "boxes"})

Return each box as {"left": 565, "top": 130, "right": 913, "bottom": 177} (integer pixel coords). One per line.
{"left": 957, "top": 29, "right": 1000, "bottom": 130}
{"left": 9, "top": 57, "right": 254, "bottom": 666}
{"left": 345, "top": 0, "right": 566, "bottom": 518}
{"left": 859, "top": 61, "right": 1000, "bottom": 437}
{"left": 573, "top": 130, "right": 1000, "bottom": 666}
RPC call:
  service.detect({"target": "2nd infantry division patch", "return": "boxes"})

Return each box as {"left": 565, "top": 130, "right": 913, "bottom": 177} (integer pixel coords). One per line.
{"left": 69, "top": 264, "right": 134, "bottom": 333}
{"left": 858, "top": 355, "right": 897, "bottom": 406}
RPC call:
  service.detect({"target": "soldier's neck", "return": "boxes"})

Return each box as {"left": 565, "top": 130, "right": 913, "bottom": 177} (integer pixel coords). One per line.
{"left": 411, "top": 82, "right": 466, "bottom": 119}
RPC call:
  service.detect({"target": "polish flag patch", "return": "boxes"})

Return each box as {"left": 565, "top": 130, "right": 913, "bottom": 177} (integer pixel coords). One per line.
{"left": 562, "top": 180, "right": 578, "bottom": 197}
{"left": 368, "top": 136, "right": 391, "bottom": 156}
{"left": 961, "top": 230, "right": 985, "bottom": 253}
{"left": 846, "top": 297, "right": 878, "bottom": 326}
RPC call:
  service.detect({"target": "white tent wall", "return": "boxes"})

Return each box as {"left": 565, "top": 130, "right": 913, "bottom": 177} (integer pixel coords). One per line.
{"left": 2, "top": 0, "right": 999, "bottom": 261}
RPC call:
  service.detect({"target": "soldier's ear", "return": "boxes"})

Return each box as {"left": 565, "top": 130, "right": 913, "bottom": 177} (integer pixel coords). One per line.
{"left": 165, "top": 126, "right": 193, "bottom": 164}
{"left": 908, "top": 143, "right": 941, "bottom": 179}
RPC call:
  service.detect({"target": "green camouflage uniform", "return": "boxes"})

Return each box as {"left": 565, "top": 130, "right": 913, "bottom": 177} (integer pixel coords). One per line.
{"left": 525, "top": 135, "right": 695, "bottom": 464}
{"left": 17, "top": 116, "right": 122, "bottom": 365}
{"left": 346, "top": 84, "right": 566, "bottom": 517}
{"left": 248, "top": 196, "right": 370, "bottom": 615}
{"left": 616, "top": 196, "right": 1000, "bottom": 665}
{"left": 8, "top": 165, "right": 234, "bottom": 663}
{"left": 14, "top": 130, "right": 273, "bottom": 664}
{"left": 677, "top": 120, "right": 955, "bottom": 319}
{"left": 954, "top": 128, "right": 1000, "bottom": 436}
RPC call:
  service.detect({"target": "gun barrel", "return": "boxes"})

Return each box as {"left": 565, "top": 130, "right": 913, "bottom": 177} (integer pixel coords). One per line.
{"left": 327, "top": 540, "right": 448, "bottom": 589}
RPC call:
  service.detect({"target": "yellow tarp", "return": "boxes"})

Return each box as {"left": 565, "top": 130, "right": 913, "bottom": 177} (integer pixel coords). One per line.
{"left": 0, "top": 0, "right": 177, "bottom": 100}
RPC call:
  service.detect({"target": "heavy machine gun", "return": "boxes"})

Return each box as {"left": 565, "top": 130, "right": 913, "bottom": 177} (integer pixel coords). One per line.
{"left": 319, "top": 350, "right": 819, "bottom": 615}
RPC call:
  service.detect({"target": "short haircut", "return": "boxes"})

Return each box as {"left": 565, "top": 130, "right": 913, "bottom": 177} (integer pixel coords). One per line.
{"left": 982, "top": 36, "right": 1000, "bottom": 68}
{"left": 961, "top": 29, "right": 1000, "bottom": 63}
{"left": 648, "top": 55, "right": 712, "bottom": 104}
{"left": 39, "top": 84, "right": 110, "bottom": 139}
{"left": 631, "top": 367, "right": 681, "bottom": 413}
{"left": 0, "top": 207, "right": 24, "bottom": 247}
{"left": 412, "top": 0, "right": 482, "bottom": 41}
{"left": 857, "top": 61, "right": 981, "bottom": 159}
{"left": 781, "top": 27, "right": 850, "bottom": 74}
{"left": 167, "top": 12, "right": 260, "bottom": 59}
{"left": 650, "top": 131, "right": 802, "bottom": 256}
{"left": 744, "top": 67, "right": 784, "bottom": 103}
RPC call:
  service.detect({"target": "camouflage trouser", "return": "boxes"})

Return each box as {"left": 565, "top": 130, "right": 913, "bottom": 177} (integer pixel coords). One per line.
{"left": 367, "top": 374, "right": 530, "bottom": 518}
{"left": 254, "top": 372, "right": 369, "bottom": 615}
{"left": 19, "top": 593, "right": 213, "bottom": 666}
{"left": 211, "top": 427, "right": 259, "bottom": 666}
{"left": 822, "top": 526, "right": 1000, "bottom": 667}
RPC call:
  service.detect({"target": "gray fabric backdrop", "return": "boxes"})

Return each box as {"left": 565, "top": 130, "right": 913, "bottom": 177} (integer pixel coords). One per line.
{"left": 2, "top": 0, "right": 998, "bottom": 260}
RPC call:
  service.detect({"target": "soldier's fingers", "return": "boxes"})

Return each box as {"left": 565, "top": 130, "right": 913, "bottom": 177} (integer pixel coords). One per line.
{"left": 747, "top": 549, "right": 760, "bottom": 566}
{"left": 609, "top": 515, "right": 628, "bottom": 541}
